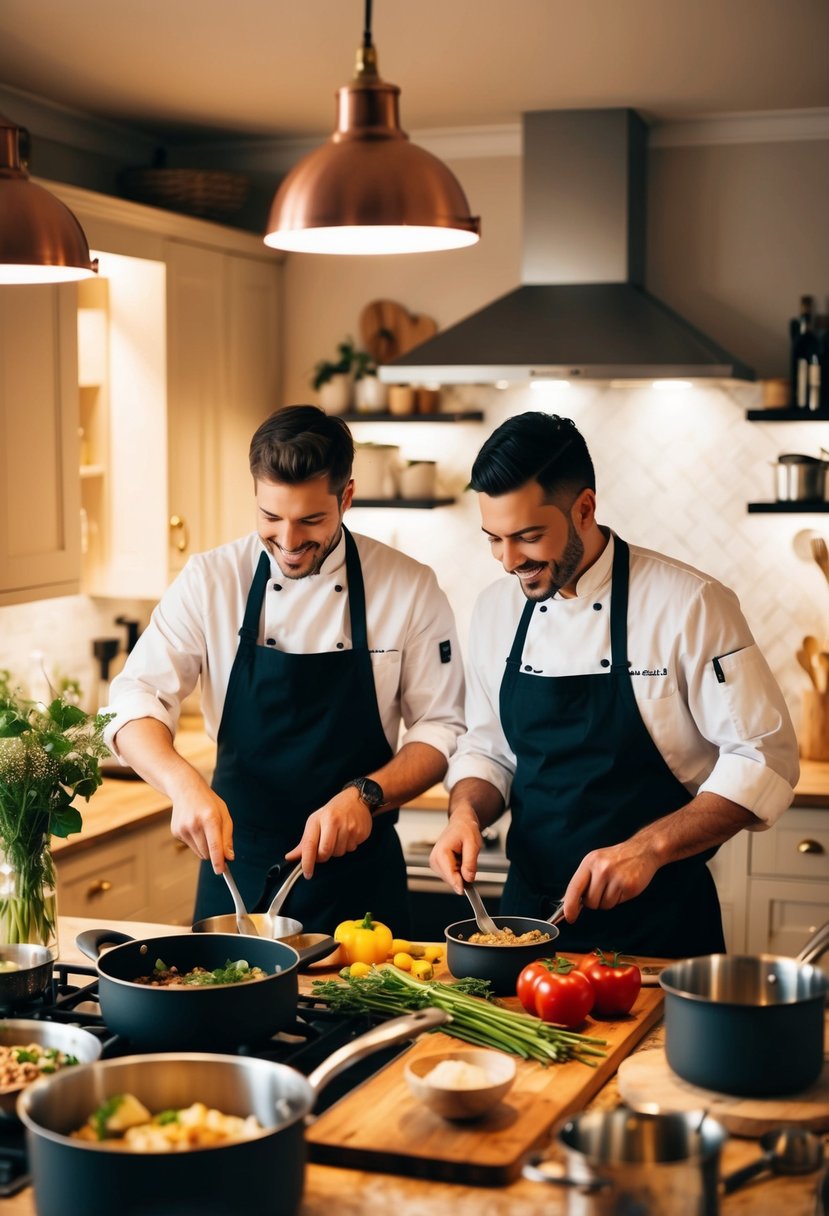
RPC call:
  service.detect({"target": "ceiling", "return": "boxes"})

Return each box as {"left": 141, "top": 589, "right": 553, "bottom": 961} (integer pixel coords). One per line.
{"left": 0, "top": 0, "right": 828, "bottom": 147}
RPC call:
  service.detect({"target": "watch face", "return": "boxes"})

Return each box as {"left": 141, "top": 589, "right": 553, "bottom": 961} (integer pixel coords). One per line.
{"left": 358, "top": 777, "right": 384, "bottom": 808}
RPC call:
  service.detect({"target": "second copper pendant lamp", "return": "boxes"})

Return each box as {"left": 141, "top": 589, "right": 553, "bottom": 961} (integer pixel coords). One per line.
{"left": 264, "top": 0, "right": 480, "bottom": 255}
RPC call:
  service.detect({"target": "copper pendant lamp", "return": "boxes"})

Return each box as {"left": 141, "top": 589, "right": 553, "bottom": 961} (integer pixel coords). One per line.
{"left": 0, "top": 116, "right": 98, "bottom": 283}
{"left": 264, "top": 0, "right": 480, "bottom": 256}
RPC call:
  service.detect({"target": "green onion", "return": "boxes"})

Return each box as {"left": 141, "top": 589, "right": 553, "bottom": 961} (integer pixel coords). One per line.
{"left": 310, "top": 965, "right": 607, "bottom": 1066}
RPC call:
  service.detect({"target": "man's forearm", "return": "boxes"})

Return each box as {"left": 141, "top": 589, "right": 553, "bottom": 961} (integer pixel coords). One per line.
{"left": 447, "top": 776, "right": 505, "bottom": 830}
{"left": 632, "top": 792, "right": 759, "bottom": 867}
{"left": 114, "top": 718, "right": 209, "bottom": 802}
{"left": 367, "top": 742, "right": 448, "bottom": 816}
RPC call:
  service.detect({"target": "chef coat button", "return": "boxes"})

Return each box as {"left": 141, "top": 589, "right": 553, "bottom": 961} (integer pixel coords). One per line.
{"left": 266, "top": 638, "right": 276, "bottom": 646}
{"left": 593, "top": 602, "right": 602, "bottom": 611}
{"left": 334, "top": 584, "right": 343, "bottom": 593}
{"left": 336, "top": 642, "right": 344, "bottom": 650}
{"left": 273, "top": 583, "right": 282, "bottom": 591}
{"left": 523, "top": 664, "right": 533, "bottom": 671}
{"left": 539, "top": 605, "right": 548, "bottom": 613}
{"left": 600, "top": 658, "right": 610, "bottom": 668}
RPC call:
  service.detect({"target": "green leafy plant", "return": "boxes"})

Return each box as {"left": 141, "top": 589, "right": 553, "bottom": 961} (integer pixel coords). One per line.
{"left": 352, "top": 349, "right": 378, "bottom": 381}
{"left": 311, "top": 337, "right": 356, "bottom": 390}
{"left": 0, "top": 670, "right": 113, "bottom": 945}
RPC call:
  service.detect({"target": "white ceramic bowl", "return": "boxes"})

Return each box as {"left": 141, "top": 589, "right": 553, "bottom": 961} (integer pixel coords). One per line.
{"left": 404, "top": 1048, "right": 516, "bottom": 1121}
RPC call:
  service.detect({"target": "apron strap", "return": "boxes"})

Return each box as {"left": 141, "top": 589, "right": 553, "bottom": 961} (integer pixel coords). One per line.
{"left": 343, "top": 527, "right": 368, "bottom": 651}
{"left": 506, "top": 598, "right": 535, "bottom": 669}
{"left": 609, "top": 536, "right": 631, "bottom": 672}
{"left": 239, "top": 550, "right": 272, "bottom": 642}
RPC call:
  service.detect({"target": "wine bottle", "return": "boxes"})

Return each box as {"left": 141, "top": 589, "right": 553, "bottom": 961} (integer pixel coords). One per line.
{"left": 792, "top": 295, "right": 820, "bottom": 410}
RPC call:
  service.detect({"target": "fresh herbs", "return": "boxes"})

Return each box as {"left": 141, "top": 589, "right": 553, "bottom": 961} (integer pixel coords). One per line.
{"left": 0, "top": 670, "right": 113, "bottom": 946}
{"left": 140, "top": 958, "right": 266, "bottom": 986}
{"left": 311, "top": 965, "right": 608, "bottom": 1066}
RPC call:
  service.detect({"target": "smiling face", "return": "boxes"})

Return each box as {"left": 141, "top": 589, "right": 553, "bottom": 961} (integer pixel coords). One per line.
{"left": 256, "top": 473, "right": 354, "bottom": 579}
{"left": 480, "top": 480, "right": 599, "bottom": 601}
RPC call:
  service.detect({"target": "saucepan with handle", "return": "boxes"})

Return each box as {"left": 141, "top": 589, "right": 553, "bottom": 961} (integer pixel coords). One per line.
{"left": 659, "top": 920, "right": 829, "bottom": 1097}
{"left": 75, "top": 927, "right": 336, "bottom": 1051}
{"left": 192, "top": 860, "right": 313, "bottom": 944}
{"left": 18, "top": 1007, "right": 449, "bottom": 1216}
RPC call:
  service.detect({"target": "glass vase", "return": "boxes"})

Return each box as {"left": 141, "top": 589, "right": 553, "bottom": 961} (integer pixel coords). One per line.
{"left": 0, "top": 836, "right": 58, "bottom": 954}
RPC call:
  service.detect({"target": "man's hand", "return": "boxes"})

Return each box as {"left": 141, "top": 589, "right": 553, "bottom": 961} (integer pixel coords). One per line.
{"left": 170, "top": 774, "right": 235, "bottom": 875}
{"left": 429, "top": 807, "right": 484, "bottom": 895}
{"left": 284, "top": 788, "right": 373, "bottom": 879}
{"left": 563, "top": 839, "right": 661, "bottom": 921}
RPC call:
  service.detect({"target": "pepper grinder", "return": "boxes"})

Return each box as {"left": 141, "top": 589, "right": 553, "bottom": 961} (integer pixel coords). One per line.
{"left": 91, "top": 638, "right": 120, "bottom": 710}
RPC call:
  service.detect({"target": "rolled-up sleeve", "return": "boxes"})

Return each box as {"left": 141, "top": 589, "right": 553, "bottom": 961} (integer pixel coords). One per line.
{"left": 682, "top": 581, "right": 799, "bottom": 827}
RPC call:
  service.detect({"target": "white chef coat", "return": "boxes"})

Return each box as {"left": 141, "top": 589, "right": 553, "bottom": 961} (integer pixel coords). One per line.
{"left": 105, "top": 529, "right": 465, "bottom": 763}
{"left": 447, "top": 532, "right": 799, "bottom": 828}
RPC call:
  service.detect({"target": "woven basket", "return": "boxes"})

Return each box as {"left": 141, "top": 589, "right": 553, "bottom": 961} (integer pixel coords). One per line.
{"left": 119, "top": 167, "right": 250, "bottom": 222}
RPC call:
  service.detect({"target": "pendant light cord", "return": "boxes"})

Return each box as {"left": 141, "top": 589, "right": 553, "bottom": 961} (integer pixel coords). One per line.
{"left": 363, "top": 0, "right": 373, "bottom": 49}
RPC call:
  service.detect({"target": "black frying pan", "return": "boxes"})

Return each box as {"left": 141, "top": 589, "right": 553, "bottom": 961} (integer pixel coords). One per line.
{"left": 76, "top": 929, "right": 335, "bottom": 1051}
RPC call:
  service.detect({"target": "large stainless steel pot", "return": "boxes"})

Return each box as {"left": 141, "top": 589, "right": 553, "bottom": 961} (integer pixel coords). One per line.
{"left": 17, "top": 1007, "right": 447, "bottom": 1216}
{"left": 445, "top": 916, "right": 559, "bottom": 995}
{"left": 75, "top": 928, "right": 335, "bottom": 1051}
{"left": 523, "top": 1107, "right": 727, "bottom": 1216}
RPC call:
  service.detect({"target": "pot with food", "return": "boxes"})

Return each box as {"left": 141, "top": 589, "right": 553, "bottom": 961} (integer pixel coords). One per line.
{"left": 75, "top": 929, "right": 335, "bottom": 1051}
{"left": 0, "top": 1019, "right": 101, "bottom": 1119}
{"left": 18, "top": 1008, "right": 448, "bottom": 1216}
{"left": 445, "top": 916, "right": 560, "bottom": 994}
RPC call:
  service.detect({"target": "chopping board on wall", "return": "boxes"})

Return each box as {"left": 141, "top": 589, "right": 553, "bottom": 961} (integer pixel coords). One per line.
{"left": 360, "top": 298, "right": 437, "bottom": 364}
{"left": 304, "top": 985, "right": 665, "bottom": 1186}
{"left": 617, "top": 1047, "right": 829, "bottom": 1137}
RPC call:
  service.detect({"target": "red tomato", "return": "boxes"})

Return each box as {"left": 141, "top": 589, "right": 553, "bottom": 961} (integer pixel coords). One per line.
{"left": 516, "top": 960, "right": 554, "bottom": 1015}
{"left": 516, "top": 957, "right": 594, "bottom": 1027}
{"left": 577, "top": 949, "right": 642, "bottom": 1016}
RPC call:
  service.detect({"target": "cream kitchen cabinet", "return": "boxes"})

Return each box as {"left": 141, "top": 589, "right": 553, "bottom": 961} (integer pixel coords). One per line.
{"left": 56, "top": 816, "right": 200, "bottom": 927}
{"left": 745, "top": 804, "right": 829, "bottom": 960}
{"left": 0, "top": 283, "right": 81, "bottom": 605}
{"left": 46, "top": 181, "right": 283, "bottom": 599}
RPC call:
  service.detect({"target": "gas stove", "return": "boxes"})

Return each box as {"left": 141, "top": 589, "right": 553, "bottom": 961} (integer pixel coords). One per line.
{"left": 0, "top": 961, "right": 404, "bottom": 1198}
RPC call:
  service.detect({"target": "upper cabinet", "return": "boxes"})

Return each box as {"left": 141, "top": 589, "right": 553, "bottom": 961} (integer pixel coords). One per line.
{"left": 29, "top": 184, "right": 284, "bottom": 603}
{"left": 0, "top": 285, "right": 81, "bottom": 605}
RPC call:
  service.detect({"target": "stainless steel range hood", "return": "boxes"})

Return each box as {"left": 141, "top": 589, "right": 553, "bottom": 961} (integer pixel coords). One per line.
{"left": 381, "top": 109, "right": 754, "bottom": 384}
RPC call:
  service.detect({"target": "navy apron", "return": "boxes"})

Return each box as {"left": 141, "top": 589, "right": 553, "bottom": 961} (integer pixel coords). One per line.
{"left": 499, "top": 536, "right": 724, "bottom": 958}
{"left": 192, "top": 526, "right": 411, "bottom": 936}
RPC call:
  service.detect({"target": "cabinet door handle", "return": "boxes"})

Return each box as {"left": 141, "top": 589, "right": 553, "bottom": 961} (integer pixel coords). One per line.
{"left": 86, "top": 879, "right": 113, "bottom": 898}
{"left": 169, "top": 514, "right": 189, "bottom": 553}
{"left": 797, "top": 839, "right": 825, "bottom": 855}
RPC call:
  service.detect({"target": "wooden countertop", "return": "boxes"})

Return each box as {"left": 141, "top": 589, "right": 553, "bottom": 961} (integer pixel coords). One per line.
{"left": 0, "top": 917, "right": 822, "bottom": 1216}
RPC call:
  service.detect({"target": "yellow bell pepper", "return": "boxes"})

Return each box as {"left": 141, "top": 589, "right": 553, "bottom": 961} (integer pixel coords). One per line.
{"left": 334, "top": 912, "right": 393, "bottom": 965}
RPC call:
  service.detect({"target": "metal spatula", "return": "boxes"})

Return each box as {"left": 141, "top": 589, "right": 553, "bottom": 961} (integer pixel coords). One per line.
{"left": 463, "top": 880, "right": 502, "bottom": 937}
{"left": 223, "top": 867, "right": 259, "bottom": 936}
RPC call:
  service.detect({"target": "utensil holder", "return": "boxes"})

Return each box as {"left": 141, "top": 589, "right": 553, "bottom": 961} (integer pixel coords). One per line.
{"left": 799, "top": 688, "right": 829, "bottom": 760}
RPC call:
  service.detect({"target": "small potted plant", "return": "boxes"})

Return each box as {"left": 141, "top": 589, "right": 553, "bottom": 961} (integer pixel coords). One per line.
{"left": 353, "top": 349, "right": 388, "bottom": 414}
{"left": 312, "top": 338, "right": 356, "bottom": 415}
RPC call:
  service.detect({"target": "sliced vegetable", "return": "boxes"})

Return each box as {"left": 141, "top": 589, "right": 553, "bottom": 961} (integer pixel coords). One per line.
{"left": 334, "top": 913, "right": 393, "bottom": 965}
{"left": 517, "top": 957, "right": 594, "bottom": 1028}
{"left": 577, "top": 949, "right": 641, "bottom": 1016}
{"left": 311, "top": 964, "right": 607, "bottom": 1066}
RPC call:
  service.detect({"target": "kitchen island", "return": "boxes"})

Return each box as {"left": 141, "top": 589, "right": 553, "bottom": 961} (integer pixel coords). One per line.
{"left": 2, "top": 917, "right": 824, "bottom": 1215}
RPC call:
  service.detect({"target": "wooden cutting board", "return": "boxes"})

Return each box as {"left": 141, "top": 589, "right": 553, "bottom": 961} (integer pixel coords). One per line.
{"left": 359, "top": 298, "right": 437, "bottom": 363}
{"left": 304, "top": 965, "right": 664, "bottom": 1186}
{"left": 617, "top": 1048, "right": 829, "bottom": 1137}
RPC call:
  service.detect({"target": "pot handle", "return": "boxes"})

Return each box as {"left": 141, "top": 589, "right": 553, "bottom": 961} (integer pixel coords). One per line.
{"left": 306, "top": 1007, "right": 449, "bottom": 1104}
{"left": 522, "top": 1154, "right": 612, "bottom": 1193}
{"left": 795, "top": 918, "right": 829, "bottom": 966}
{"left": 294, "top": 934, "right": 338, "bottom": 970}
{"left": 75, "top": 929, "right": 135, "bottom": 961}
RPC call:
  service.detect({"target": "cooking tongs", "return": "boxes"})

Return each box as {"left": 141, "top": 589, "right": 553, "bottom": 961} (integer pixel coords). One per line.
{"left": 223, "top": 866, "right": 259, "bottom": 937}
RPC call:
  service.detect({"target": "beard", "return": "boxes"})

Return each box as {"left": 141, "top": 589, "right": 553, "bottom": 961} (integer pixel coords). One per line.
{"left": 267, "top": 525, "right": 342, "bottom": 580}
{"left": 514, "top": 520, "right": 585, "bottom": 602}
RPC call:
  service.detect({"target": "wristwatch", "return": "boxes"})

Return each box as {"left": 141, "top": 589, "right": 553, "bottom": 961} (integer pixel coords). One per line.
{"left": 342, "top": 776, "right": 385, "bottom": 813}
